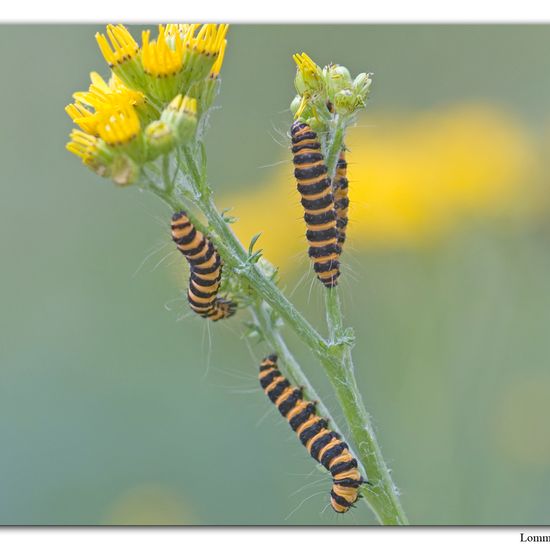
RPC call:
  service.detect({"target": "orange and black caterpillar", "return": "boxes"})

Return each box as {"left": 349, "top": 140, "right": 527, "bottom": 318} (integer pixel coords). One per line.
{"left": 291, "top": 121, "right": 341, "bottom": 288}
{"left": 259, "top": 354, "right": 365, "bottom": 513}
{"left": 333, "top": 149, "right": 349, "bottom": 247}
{"left": 171, "top": 211, "right": 237, "bottom": 321}
{"left": 326, "top": 102, "right": 350, "bottom": 249}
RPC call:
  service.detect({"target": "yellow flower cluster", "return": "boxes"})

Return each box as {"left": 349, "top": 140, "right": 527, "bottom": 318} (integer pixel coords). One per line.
{"left": 227, "top": 103, "right": 538, "bottom": 271}
{"left": 66, "top": 24, "right": 228, "bottom": 184}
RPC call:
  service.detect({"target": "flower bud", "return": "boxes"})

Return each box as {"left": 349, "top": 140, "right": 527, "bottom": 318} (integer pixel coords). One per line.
{"left": 161, "top": 95, "right": 198, "bottom": 144}
{"left": 293, "top": 53, "right": 324, "bottom": 94}
{"left": 333, "top": 89, "right": 355, "bottom": 114}
{"left": 66, "top": 130, "right": 114, "bottom": 177}
{"left": 353, "top": 72, "right": 373, "bottom": 102}
{"left": 145, "top": 120, "right": 175, "bottom": 159}
{"left": 326, "top": 64, "right": 353, "bottom": 96}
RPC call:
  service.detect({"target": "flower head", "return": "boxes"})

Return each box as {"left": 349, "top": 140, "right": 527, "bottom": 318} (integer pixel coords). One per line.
{"left": 96, "top": 24, "right": 139, "bottom": 68}
{"left": 66, "top": 23, "right": 229, "bottom": 186}
{"left": 66, "top": 130, "right": 101, "bottom": 165}
{"left": 66, "top": 129, "right": 114, "bottom": 176}
{"left": 141, "top": 25, "right": 185, "bottom": 78}
{"left": 180, "top": 24, "right": 229, "bottom": 85}
{"left": 65, "top": 71, "right": 150, "bottom": 140}
{"left": 96, "top": 105, "right": 141, "bottom": 146}
{"left": 95, "top": 25, "right": 145, "bottom": 91}
{"left": 65, "top": 102, "right": 96, "bottom": 134}
{"left": 293, "top": 52, "right": 324, "bottom": 94}
{"left": 73, "top": 71, "right": 145, "bottom": 113}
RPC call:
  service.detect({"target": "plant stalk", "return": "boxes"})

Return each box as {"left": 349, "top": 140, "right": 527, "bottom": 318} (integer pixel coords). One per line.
{"left": 319, "top": 118, "right": 409, "bottom": 524}
{"left": 148, "top": 127, "right": 408, "bottom": 524}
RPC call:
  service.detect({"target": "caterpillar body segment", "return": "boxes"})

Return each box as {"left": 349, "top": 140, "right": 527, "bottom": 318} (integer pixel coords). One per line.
{"left": 259, "top": 354, "right": 365, "bottom": 513}
{"left": 171, "top": 211, "right": 237, "bottom": 321}
{"left": 333, "top": 149, "right": 349, "bottom": 248}
{"left": 291, "top": 121, "right": 341, "bottom": 288}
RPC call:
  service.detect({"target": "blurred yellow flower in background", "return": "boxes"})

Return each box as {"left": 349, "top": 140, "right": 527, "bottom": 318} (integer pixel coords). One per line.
{"left": 103, "top": 483, "right": 198, "bottom": 525}
{"left": 226, "top": 103, "right": 539, "bottom": 273}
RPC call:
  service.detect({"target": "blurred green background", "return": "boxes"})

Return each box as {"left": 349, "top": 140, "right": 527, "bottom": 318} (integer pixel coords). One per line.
{"left": 2, "top": 24, "right": 550, "bottom": 525}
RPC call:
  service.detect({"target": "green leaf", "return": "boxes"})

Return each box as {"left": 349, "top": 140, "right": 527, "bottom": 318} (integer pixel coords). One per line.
{"left": 248, "top": 233, "right": 262, "bottom": 255}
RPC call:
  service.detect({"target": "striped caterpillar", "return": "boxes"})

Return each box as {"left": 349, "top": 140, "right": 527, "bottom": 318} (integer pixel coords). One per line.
{"left": 259, "top": 354, "right": 365, "bottom": 513}
{"left": 171, "top": 211, "right": 237, "bottom": 321}
{"left": 291, "top": 120, "right": 341, "bottom": 288}
{"left": 326, "top": 101, "right": 350, "bottom": 249}
{"left": 333, "top": 150, "right": 349, "bottom": 247}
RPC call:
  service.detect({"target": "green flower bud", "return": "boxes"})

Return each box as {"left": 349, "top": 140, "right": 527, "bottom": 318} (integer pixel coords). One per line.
{"left": 161, "top": 95, "right": 198, "bottom": 144}
{"left": 333, "top": 89, "right": 355, "bottom": 114}
{"left": 189, "top": 77, "right": 220, "bottom": 113}
{"left": 326, "top": 64, "right": 353, "bottom": 96}
{"left": 145, "top": 120, "right": 175, "bottom": 159}
{"left": 353, "top": 72, "right": 373, "bottom": 102}
{"left": 293, "top": 52, "right": 324, "bottom": 94}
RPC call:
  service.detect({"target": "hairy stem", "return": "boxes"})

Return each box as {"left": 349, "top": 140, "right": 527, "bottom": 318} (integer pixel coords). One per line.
{"left": 324, "top": 291, "right": 408, "bottom": 524}
{"left": 319, "top": 120, "right": 409, "bottom": 524}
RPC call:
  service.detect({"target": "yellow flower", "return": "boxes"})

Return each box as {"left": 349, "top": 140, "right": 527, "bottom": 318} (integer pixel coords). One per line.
{"left": 66, "top": 129, "right": 116, "bottom": 177}
{"left": 184, "top": 24, "right": 228, "bottom": 57}
{"left": 167, "top": 94, "right": 197, "bottom": 116}
{"left": 96, "top": 24, "right": 139, "bottom": 67}
{"left": 66, "top": 129, "right": 101, "bottom": 165}
{"left": 65, "top": 102, "right": 96, "bottom": 134}
{"left": 96, "top": 105, "right": 140, "bottom": 146}
{"left": 210, "top": 37, "right": 227, "bottom": 79}
{"left": 141, "top": 25, "right": 185, "bottom": 78}
{"left": 225, "top": 103, "right": 538, "bottom": 272}
{"left": 73, "top": 71, "right": 145, "bottom": 113}
{"left": 66, "top": 71, "right": 149, "bottom": 142}
{"left": 293, "top": 53, "right": 321, "bottom": 80}
{"left": 293, "top": 52, "right": 324, "bottom": 94}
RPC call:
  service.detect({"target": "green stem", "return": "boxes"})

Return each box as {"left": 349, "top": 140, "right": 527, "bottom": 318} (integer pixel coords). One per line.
{"left": 325, "top": 113, "right": 346, "bottom": 181}
{"left": 318, "top": 119, "right": 409, "bottom": 525}
{"left": 323, "top": 291, "right": 408, "bottom": 524}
